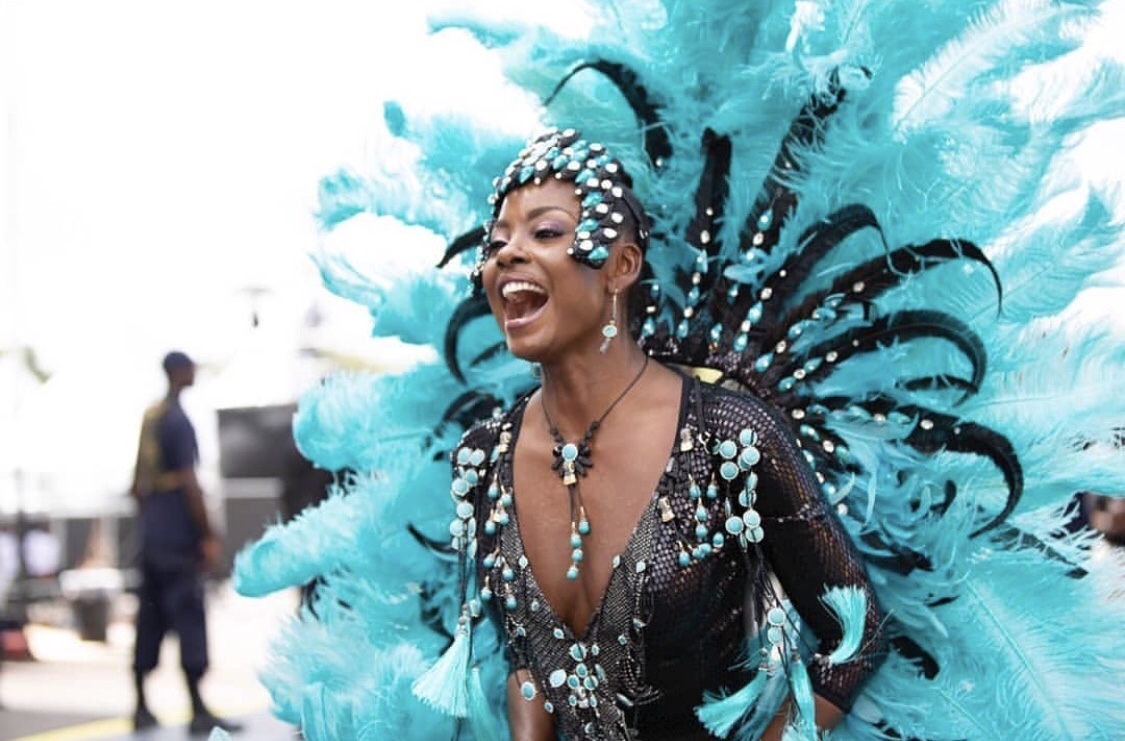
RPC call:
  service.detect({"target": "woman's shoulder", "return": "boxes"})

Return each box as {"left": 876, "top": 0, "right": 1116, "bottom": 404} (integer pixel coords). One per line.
{"left": 451, "top": 393, "right": 531, "bottom": 463}
{"left": 453, "top": 415, "right": 505, "bottom": 460}
{"left": 696, "top": 379, "right": 791, "bottom": 442}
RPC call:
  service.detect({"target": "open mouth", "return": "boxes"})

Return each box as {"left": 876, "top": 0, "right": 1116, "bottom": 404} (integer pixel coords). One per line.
{"left": 501, "top": 280, "right": 549, "bottom": 329}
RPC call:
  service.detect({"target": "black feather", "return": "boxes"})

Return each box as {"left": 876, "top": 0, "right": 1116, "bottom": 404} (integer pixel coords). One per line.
{"left": 438, "top": 226, "right": 487, "bottom": 269}
{"left": 544, "top": 59, "right": 672, "bottom": 167}
{"left": 443, "top": 294, "right": 494, "bottom": 382}
{"left": 764, "top": 310, "right": 987, "bottom": 402}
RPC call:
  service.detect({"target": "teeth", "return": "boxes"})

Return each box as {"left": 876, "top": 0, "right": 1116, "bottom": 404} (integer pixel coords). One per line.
{"left": 501, "top": 281, "right": 547, "bottom": 300}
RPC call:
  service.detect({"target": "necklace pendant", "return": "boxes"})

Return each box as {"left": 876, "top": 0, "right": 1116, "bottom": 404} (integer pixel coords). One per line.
{"left": 553, "top": 440, "right": 586, "bottom": 486}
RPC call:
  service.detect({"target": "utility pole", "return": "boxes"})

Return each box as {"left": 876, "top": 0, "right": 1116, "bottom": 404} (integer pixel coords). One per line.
{"left": 3, "top": 100, "right": 31, "bottom": 624}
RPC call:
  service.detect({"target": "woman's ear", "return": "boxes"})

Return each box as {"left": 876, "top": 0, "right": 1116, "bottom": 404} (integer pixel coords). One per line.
{"left": 607, "top": 240, "right": 644, "bottom": 293}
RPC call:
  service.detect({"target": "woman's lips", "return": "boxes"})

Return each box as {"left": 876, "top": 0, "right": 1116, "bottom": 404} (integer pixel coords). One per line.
{"left": 500, "top": 280, "right": 548, "bottom": 331}
{"left": 503, "top": 293, "right": 549, "bottom": 331}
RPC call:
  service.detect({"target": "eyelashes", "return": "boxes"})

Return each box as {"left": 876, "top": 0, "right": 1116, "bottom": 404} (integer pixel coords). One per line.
{"left": 484, "top": 223, "right": 571, "bottom": 257}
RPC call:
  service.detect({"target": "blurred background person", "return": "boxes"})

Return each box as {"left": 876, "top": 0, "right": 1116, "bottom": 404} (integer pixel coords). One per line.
{"left": 128, "top": 350, "right": 241, "bottom": 735}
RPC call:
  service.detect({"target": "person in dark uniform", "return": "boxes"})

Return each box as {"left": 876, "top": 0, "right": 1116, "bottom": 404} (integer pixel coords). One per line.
{"left": 129, "top": 351, "right": 241, "bottom": 735}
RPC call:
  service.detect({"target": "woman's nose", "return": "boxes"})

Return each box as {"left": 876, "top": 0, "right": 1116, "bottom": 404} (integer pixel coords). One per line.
{"left": 494, "top": 237, "right": 527, "bottom": 267}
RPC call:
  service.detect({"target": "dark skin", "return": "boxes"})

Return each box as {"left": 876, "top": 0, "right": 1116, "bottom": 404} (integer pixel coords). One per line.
{"left": 483, "top": 179, "right": 843, "bottom": 740}
{"left": 129, "top": 363, "right": 221, "bottom": 574}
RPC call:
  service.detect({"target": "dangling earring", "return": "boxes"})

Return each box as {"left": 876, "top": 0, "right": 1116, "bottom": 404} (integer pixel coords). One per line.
{"left": 600, "top": 291, "right": 619, "bottom": 354}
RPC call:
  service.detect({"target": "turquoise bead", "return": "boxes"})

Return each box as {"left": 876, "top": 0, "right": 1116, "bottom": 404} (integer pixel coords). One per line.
{"left": 566, "top": 566, "right": 579, "bottom": 580}
{"left": 561, "top": 443, "right": 579, "bottom": 461}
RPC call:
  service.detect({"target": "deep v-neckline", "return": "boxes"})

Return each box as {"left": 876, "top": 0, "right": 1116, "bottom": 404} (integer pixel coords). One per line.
{"left": 502, "top": 373, "right": 691, "bottom": 640}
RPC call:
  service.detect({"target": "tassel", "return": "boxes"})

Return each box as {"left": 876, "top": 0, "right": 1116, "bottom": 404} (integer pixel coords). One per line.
{"left": 785, "top": 655, "right": 818, "bottom": 741}
{"left": 820, "top": 585, "right": 868, "bottom": 665}
{"left": 412, "top": 620, "right": 471, "bottom": 718}
{"left": 695, "top": 666, "right": 769, "bottom": 738}
{"left": 467, "top": 665, "right": 505, "bottom": 741}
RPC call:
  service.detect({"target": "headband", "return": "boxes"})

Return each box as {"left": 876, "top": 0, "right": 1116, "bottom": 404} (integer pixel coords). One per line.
{"left": 475, "top": 128, "right": 649, "bottom": 280}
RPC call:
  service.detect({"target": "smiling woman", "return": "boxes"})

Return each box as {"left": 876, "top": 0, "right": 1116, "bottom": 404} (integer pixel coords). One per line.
{"left": 229, "top": 2, "right": 1125, "bottom": 740}
{"left": 416, "top": 128, "right": 886, "bottom": 741}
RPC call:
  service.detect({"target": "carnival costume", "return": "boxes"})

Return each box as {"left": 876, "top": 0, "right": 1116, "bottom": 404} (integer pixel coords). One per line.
{"left": 232, "top": 1, "right": 1125, "bottom": 739}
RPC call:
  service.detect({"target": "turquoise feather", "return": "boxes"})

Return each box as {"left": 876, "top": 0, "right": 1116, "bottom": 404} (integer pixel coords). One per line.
{"left": 230, "top": 1, "right": 1125, "bottom": 739}
{"left": 695, "top": 666, "right": 769, "bottom": 738}
{"left": 820, "top": 586, "right": 868, "bottom": 665}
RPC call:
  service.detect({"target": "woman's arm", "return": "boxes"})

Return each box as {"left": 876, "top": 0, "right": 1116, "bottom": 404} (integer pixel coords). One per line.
{"left": 506, "top": 672, "right": 555, "bottom": 741}
{"left": 760, "top": 696, "right": 845, "bottom": 740}
{"left": 732, "top": 394, "right": 887, "bottom": 718}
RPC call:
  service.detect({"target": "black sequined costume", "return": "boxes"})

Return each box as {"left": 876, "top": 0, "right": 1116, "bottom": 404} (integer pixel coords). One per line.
{"left": 454, "top": 372, "right": 885, "bottom": 740}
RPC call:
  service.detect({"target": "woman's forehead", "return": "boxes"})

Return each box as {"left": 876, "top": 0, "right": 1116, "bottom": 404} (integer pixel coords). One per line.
{"left": 495, "top": 179, "right": 580, "bottom": 221}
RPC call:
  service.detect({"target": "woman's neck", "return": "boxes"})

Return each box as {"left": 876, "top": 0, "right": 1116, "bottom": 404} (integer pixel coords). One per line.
{"left": 537, "top": 344, "right": 651, "bottom": 439}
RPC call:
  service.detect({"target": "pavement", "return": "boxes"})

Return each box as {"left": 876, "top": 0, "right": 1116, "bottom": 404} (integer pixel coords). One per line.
{"left": 0, "top": 582, "right": 299, "bottom": 741}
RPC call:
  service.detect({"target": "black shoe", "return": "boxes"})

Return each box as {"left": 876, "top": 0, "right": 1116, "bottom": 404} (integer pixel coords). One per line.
{"left": 189, "top": 712, "right": 243, "bottom": 736}
{"left": 133, "top": 707, "right": 159, "bottom": 732}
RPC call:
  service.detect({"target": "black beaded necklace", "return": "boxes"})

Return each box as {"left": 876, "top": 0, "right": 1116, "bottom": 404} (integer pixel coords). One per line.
{"left": 540, "top": 355, "right": 650, "bottom": 579}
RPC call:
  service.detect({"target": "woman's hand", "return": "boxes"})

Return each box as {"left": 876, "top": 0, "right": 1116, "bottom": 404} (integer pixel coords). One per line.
{"left": 507, "top": 672, "right": 555, "bottom": 741}
{"left": 760, "top": 695, "right": 845, "bottom": 741}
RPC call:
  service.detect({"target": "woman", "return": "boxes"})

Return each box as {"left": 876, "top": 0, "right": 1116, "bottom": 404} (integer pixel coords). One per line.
{"left": 428, "top": 129, "right": 885, "bottom": 740}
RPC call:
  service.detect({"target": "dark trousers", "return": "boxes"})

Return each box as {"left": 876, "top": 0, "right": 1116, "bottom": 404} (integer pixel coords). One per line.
{"left": 132, "top": 552, "right": 209, "bottom": 677}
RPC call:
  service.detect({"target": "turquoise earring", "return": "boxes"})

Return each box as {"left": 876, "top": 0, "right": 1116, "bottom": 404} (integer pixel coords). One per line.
{"left": 599, "top": 291, "right": 619, "bottom": 354}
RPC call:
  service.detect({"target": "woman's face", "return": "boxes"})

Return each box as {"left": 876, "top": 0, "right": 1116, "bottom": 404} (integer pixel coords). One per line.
{"left": 481, "top": 178, "right": 610, "bottom": 363}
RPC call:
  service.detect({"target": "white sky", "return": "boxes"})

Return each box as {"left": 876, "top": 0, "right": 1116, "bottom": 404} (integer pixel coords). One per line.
{"left": 0, "top": 0, "right": 581, "bottom": 513}
{"left": 0, "top": 0, "right": 1121, "bottom": 514}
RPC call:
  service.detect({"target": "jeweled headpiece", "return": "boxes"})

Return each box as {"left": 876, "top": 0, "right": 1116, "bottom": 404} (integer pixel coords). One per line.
{"left": 478, "top": 128, "right": 649, "bottom": 278}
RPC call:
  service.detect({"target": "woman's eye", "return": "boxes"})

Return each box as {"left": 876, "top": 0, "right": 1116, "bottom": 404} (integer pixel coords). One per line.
{"left": 535, "top": 227, "right": 564, "bottom": 240}
{"left": 485, "top": 239, "right": 506, "bottom": 256}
